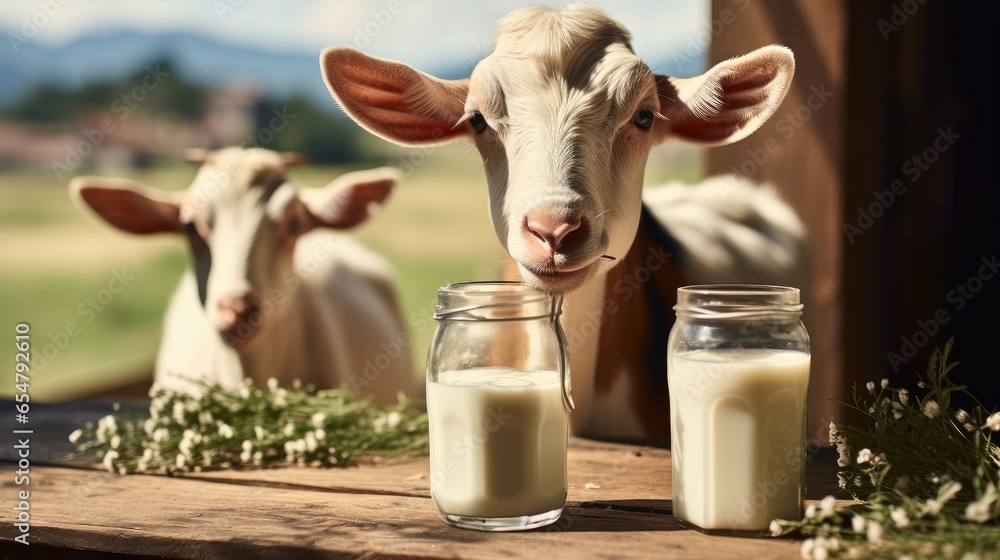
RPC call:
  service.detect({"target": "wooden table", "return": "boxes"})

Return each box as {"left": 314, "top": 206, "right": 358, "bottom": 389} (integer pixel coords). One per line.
{"left": 0, "top": 401, "right": 841, "bottom": 559}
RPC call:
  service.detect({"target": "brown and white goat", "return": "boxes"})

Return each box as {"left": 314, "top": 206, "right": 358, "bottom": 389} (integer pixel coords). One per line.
{"left": 70, "top": 147, "right": 419, "bottom": 403}
{"left": 321, "top": 5, "right": 803, "bottom": 439}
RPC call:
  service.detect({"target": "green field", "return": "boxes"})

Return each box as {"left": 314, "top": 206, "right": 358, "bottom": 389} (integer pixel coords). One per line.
{"left": 0, "top": 145, "right": 701, "bottom": 401}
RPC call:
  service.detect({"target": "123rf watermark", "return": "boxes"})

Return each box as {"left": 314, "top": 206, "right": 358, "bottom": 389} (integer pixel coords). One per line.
{"left": 12, "top": 322, "right": 33, "bottom": 545}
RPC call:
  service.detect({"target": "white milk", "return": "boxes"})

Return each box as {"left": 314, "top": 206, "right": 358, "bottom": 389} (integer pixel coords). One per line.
{"left": 427, "top": 367, "right": 568, "bottom": 518}
{"left": 668, "top": 349, "right": 810, "bottom": 531}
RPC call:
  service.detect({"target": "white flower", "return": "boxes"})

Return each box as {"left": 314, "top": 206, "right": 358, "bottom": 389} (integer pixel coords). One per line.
{"left": 880, "top": 378, "right": 889, "bottom": 389}
{"left": 955, "top": 409, "right": 969, "bottom": 423}
{"left": 201, "top": 450, "right": 213, "bottom": 467}
{"left": 274, "top": 388, "right": 288, "bottom": 407}
{"left": 311, "top": 412, "right": 326, "bottom": 428}
{"left": 866, "top": 520, "right": 884, "bottom": 543}
{"left": 923, "top": 400, "right": 941, "bottom": 419}
{"left": 315, "top": 428, "right": 326, "bottom": 440}
{"left": 866, "top": 381, "right": 876, "bottom": 394}
{"left": 240, "top": 449, "right": 252, "bottom": 463}
{"left": 252, "top": 451, "right": 263, "bottom": 465}
{"left": 239, "top": 385, "right": 251, "bottom": 399}
{"left": 172, "top": 402, "right": 186, "bottom": 424}
{"left": 386, "top": 411, "right": 402, "bottom": 428}
{"left": 267, "top": 377, "right": 279, "bottom": 392}
{"left": 254, "top": 426, "right": 266, "bottom": 440}
{"left": 986, "top": 412, "right": 1000, "bottom": 432}
{"left": 837, "top": 473, "right": 848, "bottom": 489}
{"left": 305, "top": 432, "right": 318, "bottom": 452}
{"left": 820, "top": 495, "right": 836, "bottom": 516}
{"left": 102, "top": 450, "right": 119, "bottom": 472}
{"left": 218, "top": 423, "right": 234, "bottom": 439}
{"left": 965, "top": 482, "right": 998, "bottom": 523}
{"left": 890, "top": 507, "right": 910, "bottom": 528}
{"left": 198, "top": 411, "right": 214, "bottom": 426}
{"left": 898, "top": 388, "right": 909, "bottom": 405}
{"left": 179, "top": 437, "right": 193, "bottom": 458}
{"left": 110, "top": 435, "right": 121, "bottom": 449}
{"left": 851, "top": 515, "right": 867, "bottom": 533}
{"left": 144, "top": 418, "right": 156, "bottom": 435}
{"left": 283, "top": 422, "right": 295, "bottom": 437}
{"left": 924, "top": 481, "right": 962, "bottom": 516}
{"left": 142, "top": 448, "right": 153, "bottom": 463}
{"left": 769, "top": 519, "right": 783, "bottom": 537}
{"left": 856, "top": 448, "right": 873, "bottom": 465}
{"left": 242, "top": 440, "right": 253, "bottom": 452}
{"left": 68, "top": 429, "right": 82, "bottom": 444}
{"left": 836, "top": 442, "right": 851, "bottom": 467}
{"left": 804, "top": 504, "right": 817, "bottom": 519}
{"left": 175, "top": 454, "right": 187, "bottom": 468}
{"left": 800, "top": 538, "right": 815, "bottom": 559}
{"left": 153, "top": 428, "right": 169, "bottom": 443}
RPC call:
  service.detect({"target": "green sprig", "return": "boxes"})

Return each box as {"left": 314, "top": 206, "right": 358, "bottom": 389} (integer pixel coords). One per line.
{"left": 771, "top": 339, "right": 1000, "bottom": 559}
{"left": 68, "top": 378, "right": 428, "bottom": 474}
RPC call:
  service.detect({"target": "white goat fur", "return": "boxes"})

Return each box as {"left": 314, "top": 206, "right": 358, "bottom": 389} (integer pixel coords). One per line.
{"left": 321, "top": 5, "right": 803, "bottom": 439}
{"left": 70, "top": 148, "right": 418, "bottom": 404}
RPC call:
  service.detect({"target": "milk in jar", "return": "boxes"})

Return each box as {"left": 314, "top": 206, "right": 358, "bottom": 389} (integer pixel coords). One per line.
{"left": 427, "top": 367, "right": 568, "bottom": 518}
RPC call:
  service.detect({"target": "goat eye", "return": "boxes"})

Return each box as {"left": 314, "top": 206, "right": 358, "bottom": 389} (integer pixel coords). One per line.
{"left": 469, "top": 111, "right": 488, "bottom": 133}
{"left": 633, "top": 108, "right": 654, "bottom": 129}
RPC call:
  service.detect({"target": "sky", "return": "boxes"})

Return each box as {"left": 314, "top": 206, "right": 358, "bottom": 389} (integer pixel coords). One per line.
{"left": 0, "top": 0, "right": 709, "bottom": 74}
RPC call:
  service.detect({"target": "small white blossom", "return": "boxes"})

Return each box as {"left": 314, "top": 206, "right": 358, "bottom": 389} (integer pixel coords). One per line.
{"left": 176, "top": 454, "right": 187, "bottom": 468}
{"left": 315, "top": 428, "right": 326, "bottom": 440}
{"left": 800, "top": 538, "right": 815, "bottom": 559}
{"left": 820, "top": 495, "right": 836, "bottom": 516}
{"left": 283, "top": 422, "right": 295, "bottom": 437}
{"left": 198, "top": 411, "right": 214, "bottom": 426}
{"left": 239, "top": 385, "right": 251, "bottom": 399}
{"left": 242, "top": 440, "right": 253, "bottom": 452}
{"left": 898, "top": 388, "right": 909, "bottom": 406}
{"left": 252, "top": 451, "right": 263, "bottom": 465}
{"left": 890, "top": 507, "right": 910, "bottom": 528}
{"left": 153, "top": 428, "right": 169, "bottom": 443}
{"left": 267, "top": 377, "right": 279, "bottom": 392}
{"left": 240, "top": 449, "right": 252, "bottom": 463}
{"left": 923, "top": 400, "right": 941, "bottom": 419}
{"left": 274, "top": 388, "right": 288, "bottom": 407}
{"left": 179, "top": 437, "right": 193, "bottom": 458}
{"left": 866, "top": 520, "right": 884, "bottom": 543}
{"left": 924, "top": 481, "right": 963, "bottom": 516}
{"left": 880, "top": 378, "right": 889, "bottom": 389}
{"left": 68, "top": 429, "right": 82, "bottom": 444}
{"left": 856, "top": 448, "right": 873, "bottom": 465}
{"left": 142, "top": 448, "right": 153, "bottom": 463}
{"left": 144, "top": 418, "right": 156, "bottom": 435}
{"left": 964, "top": 423, "right": 977, "bottom": 432}
{"left": 836, "top": 442, "right": 851, "bottom": 467}
{"left": 386, "top": 411, "right": 402, "bottom": 428}
{"left": 172, "top": 402, "right": 186, "bottom": 424}
{"left": 955, "top": 409, "right": 969, "bottom": 423}
{"left": 110, "top": 435, "right": 121, "bottom": 449}
{"left": 311, "top": 412, "right": 326, "bottom": 428}
{"left": 804, "top": 504, "right": 817, "bottom": 519}
{"left": 866, "top": 381, "right": 876, "bottom": 394}
{"left": 965, "top": 482, "right": 998, "bottom": 523}
{"left": 305, "top": 432, "right": 318, "bottom": 452}
{"left": 769, "top": 519, "right": 783, "bottom": 537}
{"left": 102, "top": 450, "right": 119, "bottom": 472}
{"left": 837, "top": 473, "right": 848, "bottom": 489}
{"left": 986, "top": 412, "right": 1000, "bottom": 432}
{"left": 254, "top": 426, "right": 266, "bottom": 441}
{"left": 851, "top": 515, "right": 866, "bottom": 533}
{"left": 218, "top": 423, "right": 234, "bottom": 439}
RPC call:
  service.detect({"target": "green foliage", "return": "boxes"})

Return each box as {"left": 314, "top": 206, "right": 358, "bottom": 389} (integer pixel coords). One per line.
{"left": 772, "top": 340, "right": 1000, "bottom": 559}
{"left": 69, "top": 379, "right": 428, "bottom": 473}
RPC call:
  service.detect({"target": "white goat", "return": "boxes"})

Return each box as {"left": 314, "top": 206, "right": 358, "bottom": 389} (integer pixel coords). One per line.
{"left": 70, "top": 147, "right": 419, "bottom": 404}
{"left": 321, "top": 5, "right": 803, "bottom": 439}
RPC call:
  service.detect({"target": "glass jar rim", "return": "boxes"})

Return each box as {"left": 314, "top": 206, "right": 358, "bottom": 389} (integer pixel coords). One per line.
{"left": 674, "top": 284, "right": 803, "bottom": 319}
{"left": 433, "top": 281, "right": 557, "bottom": 321}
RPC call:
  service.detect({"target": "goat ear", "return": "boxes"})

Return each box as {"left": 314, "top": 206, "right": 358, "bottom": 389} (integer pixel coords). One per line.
{"left": 69, "top": 177, "right": 183, "bottom": 235}
{"left": 320, "top": 46, "right": 471, "bottom": 146}
{"left": 301, "top": 167, "right": 401, "bottom": 230}
{"left": 654, "top": 45, "right": 794, "bottom": 146}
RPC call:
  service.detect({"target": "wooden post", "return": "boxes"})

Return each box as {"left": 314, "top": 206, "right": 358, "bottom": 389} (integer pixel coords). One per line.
{"left": 708, "top": 0, "right": 846, "bottom": 437}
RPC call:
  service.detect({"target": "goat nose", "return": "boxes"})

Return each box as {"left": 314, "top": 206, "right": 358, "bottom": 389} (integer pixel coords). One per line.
{"left": 217, "top": 294, "right": 258, "bottom": 330}
{"left": 524, "top": 210, "right": 584, "bottom": 253}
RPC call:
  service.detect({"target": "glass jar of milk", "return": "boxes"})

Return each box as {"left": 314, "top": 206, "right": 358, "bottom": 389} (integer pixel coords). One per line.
{"left": 667, "top": 285, "right": 810, "bottom": 535}
{"left": 426, "top": 281, "right": 571, "bottom": 531}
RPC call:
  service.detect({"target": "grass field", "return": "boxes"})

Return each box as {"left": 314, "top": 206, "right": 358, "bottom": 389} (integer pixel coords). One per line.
{"left": 0, "top": 143, "right": 701, "bottom": 401}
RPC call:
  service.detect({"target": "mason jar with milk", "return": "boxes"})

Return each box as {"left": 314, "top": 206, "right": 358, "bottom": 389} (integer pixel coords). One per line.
{"left": 426, "top": 282, "right": 572, "bottom": 531}
{"left": 667, "top": 285, "right": 810, "bottom": 535}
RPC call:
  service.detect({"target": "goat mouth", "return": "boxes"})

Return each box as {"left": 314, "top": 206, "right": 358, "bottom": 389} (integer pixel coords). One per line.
{"left": 520, "top": 262, "right": 595, "bottom": 293}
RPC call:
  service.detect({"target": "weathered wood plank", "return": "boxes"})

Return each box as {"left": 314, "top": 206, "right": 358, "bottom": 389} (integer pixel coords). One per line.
{"left": 1, "top": 465, "right": 802, "bottom": 560}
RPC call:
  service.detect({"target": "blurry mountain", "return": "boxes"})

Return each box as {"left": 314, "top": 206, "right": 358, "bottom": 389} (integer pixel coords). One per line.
{"left": 0, "top": 30, "right": 335, "bottom": 109}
